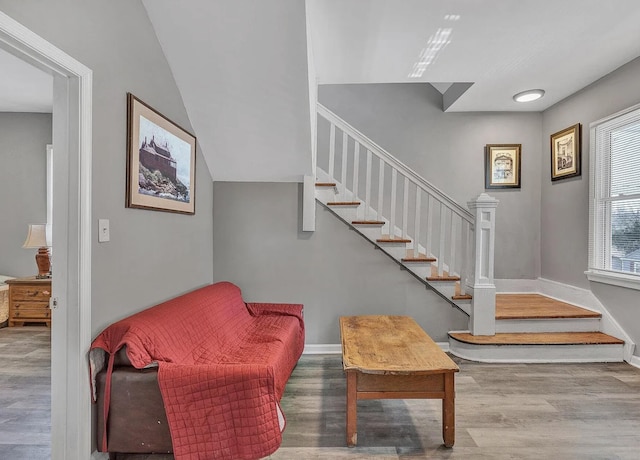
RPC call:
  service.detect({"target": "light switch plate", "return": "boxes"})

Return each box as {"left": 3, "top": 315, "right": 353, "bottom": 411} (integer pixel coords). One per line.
{"left": 98, "top": 219, "right": 110, "bottom": 242}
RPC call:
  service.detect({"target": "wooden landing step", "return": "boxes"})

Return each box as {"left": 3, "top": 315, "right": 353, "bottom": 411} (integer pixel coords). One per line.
{"left": 448, "top": 331, "right": 624, "bottom": 346}
{"left": 496, "top": 294, "right": 601, "bottom": 320}
{"left": 316, "top": 182, "right": 336, "bottom": 187}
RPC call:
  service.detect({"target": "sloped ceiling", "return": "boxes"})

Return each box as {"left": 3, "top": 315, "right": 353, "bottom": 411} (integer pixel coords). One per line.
{"left": 142, "top": 0, "right": 312, "bottom": 182}
{"left": 139, "top": 0, "right": 640, "bottom": 182}
{"left": 0, "top": 47, "right": 52, "bottom": 112}
{"left": 307, "top": 0, "right": 640, "bottom": 112}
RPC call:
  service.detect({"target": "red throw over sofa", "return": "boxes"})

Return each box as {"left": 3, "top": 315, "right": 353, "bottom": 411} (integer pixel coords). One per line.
{"left": 89, "top": 281, "right": 305, "bottom": 460}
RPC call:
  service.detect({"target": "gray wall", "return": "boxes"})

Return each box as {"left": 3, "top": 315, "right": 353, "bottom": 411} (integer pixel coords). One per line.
{"left": 0, "top": 1, "right": 214, "bottom": 333}
{"left": 319, "top": 83, "right": 543, "bottom": 279}
{"left": 542, "top": 56, "right": 640, "bottom": 353}
{"left": 212, "top": 182, "right": 468, "bottom": 344}
{"left": 542, "top": 56, "right": 640, "bottom": 287}
{"left": 0, "top": 113, "right": 52, "bottom": 277}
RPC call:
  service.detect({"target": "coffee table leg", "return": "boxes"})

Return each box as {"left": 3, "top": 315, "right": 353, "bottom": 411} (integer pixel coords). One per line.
{"left": 346, "top": 371, "right": 357, "bottom": 447}
{"left": 442, "top": 372, "right": 455, "bottom": 447}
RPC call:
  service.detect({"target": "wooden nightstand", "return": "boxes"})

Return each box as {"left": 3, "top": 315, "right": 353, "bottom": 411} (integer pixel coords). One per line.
{"left": 6, "top": 277, "right": 52, "bottom": 327}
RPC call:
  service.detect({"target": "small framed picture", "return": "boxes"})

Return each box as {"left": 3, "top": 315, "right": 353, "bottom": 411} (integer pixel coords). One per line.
{"left": 126, "top": 93, "right": 197, "bottom": 214}
{"left": 485, "top": 144, "right": 521, "bottom": 189}
{"left": 550, "top": 123, "right": 581, "bottom": 181}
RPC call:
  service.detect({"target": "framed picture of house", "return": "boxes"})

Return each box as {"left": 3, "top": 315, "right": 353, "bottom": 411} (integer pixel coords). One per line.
{"left": 484, "top": 144, "right": 521, "bottom": 189}
{"left": 126, "top": 93, "right": 196, "bottom": 214}
{"left": 550, "top": 123, "right": 581, "bottom": 181}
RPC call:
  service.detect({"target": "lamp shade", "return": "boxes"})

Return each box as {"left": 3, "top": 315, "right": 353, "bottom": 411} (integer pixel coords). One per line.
{"left": 23, "top": 224, "right": 49, "bottom": 248}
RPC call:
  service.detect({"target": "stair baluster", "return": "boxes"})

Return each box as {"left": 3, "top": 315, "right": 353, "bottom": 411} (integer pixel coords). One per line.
{"left": 314, "top": 103, "right": 499, "bottom": 335}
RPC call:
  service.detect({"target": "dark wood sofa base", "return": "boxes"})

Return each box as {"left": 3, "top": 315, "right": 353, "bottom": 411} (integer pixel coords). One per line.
{"left": 96, "top": 363, "right": 173, "bottom": 455}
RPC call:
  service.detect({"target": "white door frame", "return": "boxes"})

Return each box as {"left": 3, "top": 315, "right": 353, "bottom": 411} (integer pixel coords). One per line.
{"left": 0, "top": 11, "right": 92, "bottom": 460}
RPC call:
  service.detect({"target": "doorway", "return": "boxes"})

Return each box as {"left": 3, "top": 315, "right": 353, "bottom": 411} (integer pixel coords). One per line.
{"left": 0, "top": 12, "right": 92, "bottom": 460}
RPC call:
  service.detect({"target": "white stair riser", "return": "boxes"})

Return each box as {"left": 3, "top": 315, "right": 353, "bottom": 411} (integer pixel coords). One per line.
{"left": 325, "top": 205, "right": 361, "bottom": 221}
{"left": 402, "top": 264, "right": 432, "bottom": 279}
{"left": 448, "top": 337, "right": 624, "bottom": 363}
{"left": 496, "top": 318, "right": 602, "bottom": 333}
{"left": 375, "top": 243, "right": 409, "bottom": 260}
{"left": 427, "top": 281, "right": 457, "bottom": 298}
{"left": 315, "top": 188, "right": 337, "bottom": 202}
{"left": 352, "top": 225, "right": 385, "bottom": 240}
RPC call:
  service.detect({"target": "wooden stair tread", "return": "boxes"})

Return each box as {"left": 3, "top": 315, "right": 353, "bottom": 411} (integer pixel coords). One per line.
{"left": 377, "top": 237, "right": 411, "bottom": 243}
{"left": 452, "top": 294, "right": 473, "bottom": 300}
{"left": 449, "top": 331, "right": 624, "bottom": 346}
{"left": 327, "top": 201, "right": 361, "bottom": 206}
{"left": 352, "top": 220, "right": 385, "bottom": 225}
{"left": 496, "top": 294, "right": 601, "bottom": 320}
{"left": 402, "top": 256, "right": 436, "bottom": 262}
{"left": 316, "top": 182, "right": 336, "bottom": 187}
{"left": 427, "top": 275, "right": 460, "bottom": 281}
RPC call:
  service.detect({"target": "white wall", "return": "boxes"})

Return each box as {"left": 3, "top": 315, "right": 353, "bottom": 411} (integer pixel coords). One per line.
{"left": 0, "top": 112, "right": 52, "bottom": 277}
{"left": 212, "top": 182, "right": 468, "bottom": 344}
{"left": 0, "top": 1, "right": 215, "bottom": 334}
{"left": 319, "top": 83, "right": 543, "bottom": 279}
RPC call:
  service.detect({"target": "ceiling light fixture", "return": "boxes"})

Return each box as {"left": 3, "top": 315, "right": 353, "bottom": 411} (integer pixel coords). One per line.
{"left": 513, "top": 89, "right": 545, "bottom": 102}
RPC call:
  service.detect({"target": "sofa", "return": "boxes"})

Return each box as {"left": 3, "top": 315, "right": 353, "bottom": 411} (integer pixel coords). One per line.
{"left": 89, "top": 281, "right": 305, "bottom": 460}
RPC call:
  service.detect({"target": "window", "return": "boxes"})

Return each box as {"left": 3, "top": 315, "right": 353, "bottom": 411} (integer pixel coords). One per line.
{"left": 588, "top": 103, "right": 640, "bottom": 290}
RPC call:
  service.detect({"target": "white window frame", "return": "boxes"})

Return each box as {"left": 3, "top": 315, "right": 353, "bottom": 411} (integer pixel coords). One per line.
{"left": 587, "top": 102, "right": 640, "bottom": 291}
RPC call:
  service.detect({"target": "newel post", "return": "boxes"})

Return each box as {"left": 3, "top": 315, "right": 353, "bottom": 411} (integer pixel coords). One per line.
{"left": 467, "top": 193, "right": 499, "bottom": 336}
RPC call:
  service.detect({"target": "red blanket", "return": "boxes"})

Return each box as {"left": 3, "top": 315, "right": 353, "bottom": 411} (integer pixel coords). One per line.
{"left": 90, "top": 282, "right": 304, "bottom": 460}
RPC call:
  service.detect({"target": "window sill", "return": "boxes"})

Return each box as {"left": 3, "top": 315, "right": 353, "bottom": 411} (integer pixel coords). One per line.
{"left": 585, "top": 269, "right": 640, "bottom": 291}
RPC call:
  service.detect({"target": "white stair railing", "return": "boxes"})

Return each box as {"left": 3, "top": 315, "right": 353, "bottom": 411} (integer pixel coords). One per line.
{"left": 317, "top": 103, "right": 479, "bottom": 296}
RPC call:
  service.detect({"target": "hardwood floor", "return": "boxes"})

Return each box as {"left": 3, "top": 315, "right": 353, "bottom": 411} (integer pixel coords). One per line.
{"left": 2, "top": 329, "right": 640, "bottom": 459}
{"left": 0, "top": 326, "right": 50, "bottom": 460}
{"left": 272, "top": 355, "right": 640, "bottom": 459}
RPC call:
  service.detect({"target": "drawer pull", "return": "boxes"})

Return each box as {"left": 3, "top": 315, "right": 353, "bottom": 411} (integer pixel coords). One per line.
{"left": 43, "top": 290, "right": 50, "bottom": 296}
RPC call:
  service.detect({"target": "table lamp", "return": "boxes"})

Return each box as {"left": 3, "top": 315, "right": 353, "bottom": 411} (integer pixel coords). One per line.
{"left": 23, "top": 224, "right": 51, "bottom": 278}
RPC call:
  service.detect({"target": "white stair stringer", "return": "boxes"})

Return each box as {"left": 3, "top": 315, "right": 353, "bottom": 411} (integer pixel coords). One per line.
{"left": 315, "top": 180, "right": 470, "bottom": 315}
{"left": 448, "top": 332, "right": 625, "bottom": 363}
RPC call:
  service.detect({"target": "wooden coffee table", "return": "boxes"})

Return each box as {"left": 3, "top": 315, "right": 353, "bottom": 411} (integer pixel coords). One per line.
{"left": 340, "top": 315, "right": 459, "bottom": 447}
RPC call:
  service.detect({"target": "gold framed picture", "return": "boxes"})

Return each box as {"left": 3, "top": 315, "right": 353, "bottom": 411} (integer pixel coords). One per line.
{"left": 485, "top": 144, "right": 521, "bottom": 189}
{"left": 550, "top": 123, "right": 581, "bottom": 181}
{"left": 126, "top": 93, "right": 197, "bottom": 214}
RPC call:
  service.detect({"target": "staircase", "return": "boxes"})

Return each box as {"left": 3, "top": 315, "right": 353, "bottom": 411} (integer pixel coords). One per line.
{"left": 316, "top": 181, "right": 473, "bottom": 310}
{"left": 312, "top": 103, "right": 626, "bottom": 363}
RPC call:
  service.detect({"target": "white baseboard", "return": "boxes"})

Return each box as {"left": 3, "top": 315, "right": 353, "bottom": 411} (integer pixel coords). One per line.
{"left": 629, "top": 354, "right": 640, "bottom": 370}
{"left": 494, "top": 279, "right": 540, "bottom": 293}
{"left": 303, "top": 344, "right": 341, "bottom": 354}
{"left": 303, "top": 342, "right": 450, "bottom": 355}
